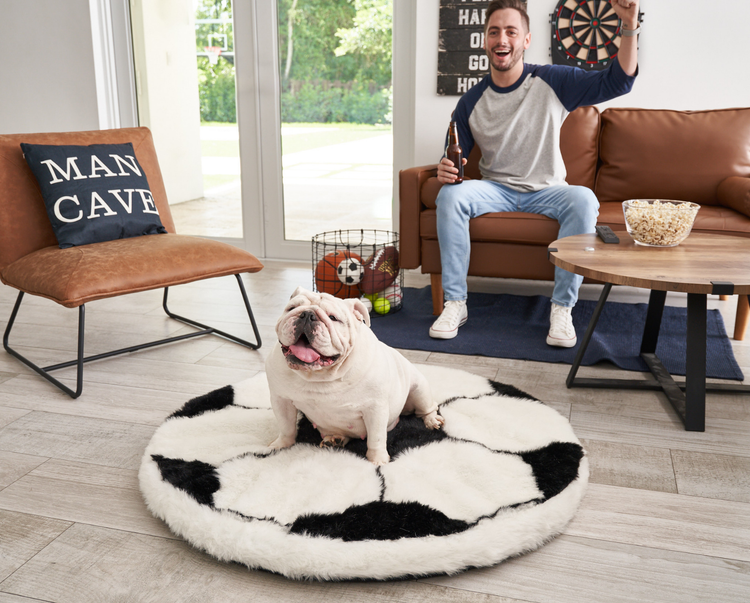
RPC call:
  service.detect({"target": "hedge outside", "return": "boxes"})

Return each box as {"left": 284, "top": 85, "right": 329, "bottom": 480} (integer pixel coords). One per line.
{"left": 198, "top": 57, "right": 391, "bottom": 125}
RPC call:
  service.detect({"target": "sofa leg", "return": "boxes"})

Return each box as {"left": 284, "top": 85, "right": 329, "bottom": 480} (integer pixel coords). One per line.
{"left": 430, "top": 274, "right": 444, "bottom": 315}
{"left": 734, "top": 294, "right": 749, "bottom": 341}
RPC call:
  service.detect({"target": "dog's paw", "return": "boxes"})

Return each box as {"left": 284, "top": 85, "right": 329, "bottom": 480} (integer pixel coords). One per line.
{"left": 320, "top": 435, "right": 350, "bottom": 448}
{"left": 422, "top": 411, "right": 445, "bottom": 430}
{"left": 366, "top": 449, "right": 390, "bottom": 465}
{"left": 269, "top": 436, "right": 296, "bottom": 450}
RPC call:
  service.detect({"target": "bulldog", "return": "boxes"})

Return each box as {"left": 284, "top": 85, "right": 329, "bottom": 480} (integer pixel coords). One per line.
{"left": 265, "top": 287, "right": 444, "bottom": 465}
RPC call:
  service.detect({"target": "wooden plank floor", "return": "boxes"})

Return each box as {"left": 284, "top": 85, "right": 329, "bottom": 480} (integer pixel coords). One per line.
{"left": 1, "top": 260, "right": 748, "bottom": 603}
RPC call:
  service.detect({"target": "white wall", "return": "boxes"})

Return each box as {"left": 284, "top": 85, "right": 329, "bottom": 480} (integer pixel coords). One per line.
{"left": 0, "top": 0, "right": 204, "bottom": 204}
{"left": 0, "top": 0, "right": 100, "bottom": 134}
{"left": 408, "top": 0, "right": 750, "bottom": 167}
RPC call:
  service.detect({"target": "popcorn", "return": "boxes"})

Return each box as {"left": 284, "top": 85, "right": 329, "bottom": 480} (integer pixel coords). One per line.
{"left": 622, "top": 199, "right": 700, "bottom": 247}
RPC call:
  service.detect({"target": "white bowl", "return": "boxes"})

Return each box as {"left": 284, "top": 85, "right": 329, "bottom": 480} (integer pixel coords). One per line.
{"left": 622, "top": 199, "right": 700, "bottom": 247}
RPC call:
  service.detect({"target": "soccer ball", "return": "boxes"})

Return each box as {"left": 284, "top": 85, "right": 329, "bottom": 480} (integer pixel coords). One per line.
{"left": 337, "top": 257, "right": 365, "bottom": 286}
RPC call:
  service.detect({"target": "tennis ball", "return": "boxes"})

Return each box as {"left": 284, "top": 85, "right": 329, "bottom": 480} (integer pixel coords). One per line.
{"left": 373, "top": 297, "right": 390, "bottom": 315}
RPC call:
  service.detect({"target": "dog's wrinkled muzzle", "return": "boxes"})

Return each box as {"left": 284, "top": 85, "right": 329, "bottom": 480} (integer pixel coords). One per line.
{"left": 281, "top": 310, "right": 340, "bottom": 369}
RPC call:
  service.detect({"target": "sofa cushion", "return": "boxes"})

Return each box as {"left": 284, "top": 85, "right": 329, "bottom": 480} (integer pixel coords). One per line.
{"left": 420, "top": 209, "right": 560, "bottom": 246}
{"left": 595, "top": 107, "right": 750, "bottom": 205}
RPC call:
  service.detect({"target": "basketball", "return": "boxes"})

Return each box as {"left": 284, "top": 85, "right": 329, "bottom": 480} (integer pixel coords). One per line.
{"left": 315, "top": 250, "right": 362, "bottom": 299}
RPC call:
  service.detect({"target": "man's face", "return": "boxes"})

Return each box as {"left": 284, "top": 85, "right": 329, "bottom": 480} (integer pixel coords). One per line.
{"left": 483, "top": 9, "right": 531, "bottom": 75}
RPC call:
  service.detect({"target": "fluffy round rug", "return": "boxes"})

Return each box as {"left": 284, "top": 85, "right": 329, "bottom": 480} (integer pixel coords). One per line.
{"left": 139, "top": 365, "right": 588, "bottom": 581}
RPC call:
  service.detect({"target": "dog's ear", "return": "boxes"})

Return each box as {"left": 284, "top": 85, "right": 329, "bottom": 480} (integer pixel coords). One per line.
{"left": 348, "top": 297, "right": 371, "bottom": 327}
{"left": 290, "top": 286, "right": 306, "bottom": 299}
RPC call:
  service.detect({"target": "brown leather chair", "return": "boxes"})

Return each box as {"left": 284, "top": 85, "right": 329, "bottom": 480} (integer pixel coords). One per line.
{"left": 0, "top": 127, "right": 263, "bottom": 398}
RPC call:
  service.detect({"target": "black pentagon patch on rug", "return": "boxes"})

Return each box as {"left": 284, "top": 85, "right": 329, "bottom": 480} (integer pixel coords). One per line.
{"left": 169, "top": 385, "right": 235, "bottom": 420}
{"left": 295, "top": 412, "right": 447, "bottom": 460}
{"left": 152, "top": 455, "right": 220, "bottom": 506}
{"left": 521, "top": 442, "right": 584, "bottom": 500}
{"left": 489, "top": 379, "right": 538, "bottom": 401}
{"left": 290, "top": 500, "right": 470, "bottom": 541}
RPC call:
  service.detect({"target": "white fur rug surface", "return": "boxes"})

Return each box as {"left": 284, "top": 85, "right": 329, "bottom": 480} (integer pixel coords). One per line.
{"left": 139, "top": 365, "right": 588, "bottom": 581}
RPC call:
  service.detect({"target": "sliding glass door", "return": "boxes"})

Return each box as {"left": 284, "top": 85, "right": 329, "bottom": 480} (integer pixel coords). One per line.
{"left": 129, "top": 0, "right": 397, "bottom": 260}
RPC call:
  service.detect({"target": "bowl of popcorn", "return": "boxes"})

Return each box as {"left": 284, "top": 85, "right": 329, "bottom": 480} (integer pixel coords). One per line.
{"left": 622, "top": 199, "right": 700, "bottom": 247}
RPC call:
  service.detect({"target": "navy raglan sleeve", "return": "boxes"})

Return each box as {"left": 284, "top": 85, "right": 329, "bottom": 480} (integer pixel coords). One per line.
{"left": 534, "top": 58, "right": 637, "bottom": 112}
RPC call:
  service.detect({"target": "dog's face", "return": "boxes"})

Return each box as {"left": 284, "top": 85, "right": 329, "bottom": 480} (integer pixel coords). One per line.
{"left": 276, "top": 287, "right": 370, "bottom": 371}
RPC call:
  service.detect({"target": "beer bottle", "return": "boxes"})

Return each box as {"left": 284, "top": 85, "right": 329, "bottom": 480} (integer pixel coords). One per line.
{"left": 446, "top": 121, "right": 464, "bottom": 184}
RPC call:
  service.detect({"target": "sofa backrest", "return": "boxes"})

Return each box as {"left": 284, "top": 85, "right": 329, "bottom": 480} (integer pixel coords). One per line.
{"left": 0, "top": 127, "right": 175, "bottom": 271}
{"left": 560, "top": 105, "right": 601, "bottom": 190}
{"left": 595, "top": 107, "right": 750, "bottom": 205}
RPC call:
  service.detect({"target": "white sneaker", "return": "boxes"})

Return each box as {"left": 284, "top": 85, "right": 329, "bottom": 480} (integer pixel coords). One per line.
{"left": 547, "top": 303, "right": 577, "bottom": 348}
{"left": 429, "top": 300, "right": 468, "bottom": 339}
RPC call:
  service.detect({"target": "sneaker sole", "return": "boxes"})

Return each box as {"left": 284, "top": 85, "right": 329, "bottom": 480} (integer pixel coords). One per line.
{"left": 546, "top": 335, "right": 577, "bottom": 348}
{"left": 429, "top": 316, "right": 468, "bottom": 340}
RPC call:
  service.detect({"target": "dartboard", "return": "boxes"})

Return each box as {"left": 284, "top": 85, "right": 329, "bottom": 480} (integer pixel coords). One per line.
{"left": 551, "top": 0, "right": 626, "bottom": 71}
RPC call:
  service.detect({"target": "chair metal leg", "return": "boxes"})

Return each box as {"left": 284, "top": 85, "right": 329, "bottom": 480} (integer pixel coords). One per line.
{"left": 2, "top": 275, "right": 262, "bottom": 398}
{"left": 3, "top": 292, "right": 85, "bottom": 398}
{"left": 162, "top": 274, "right": 262, "bottom": 350}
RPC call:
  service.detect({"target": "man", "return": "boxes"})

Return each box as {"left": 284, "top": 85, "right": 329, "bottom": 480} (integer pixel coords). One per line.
{"left": 430, "top": 0, "right": 640, "bottom": 345}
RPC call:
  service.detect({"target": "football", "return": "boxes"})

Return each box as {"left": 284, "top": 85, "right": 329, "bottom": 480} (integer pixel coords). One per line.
{"left": 315, "top": 250, "right": 362, "bottom": 299}
{"left": 360, "top": 245, "right": 399, "bottom": 294}
{"left": 337, "top": 256, "right": 364, "bottom": 286}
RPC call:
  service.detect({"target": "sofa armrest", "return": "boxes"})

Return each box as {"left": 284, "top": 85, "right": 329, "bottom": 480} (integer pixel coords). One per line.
{"left": 399, "top": 164, "right": 438, "bottom": 269}
{"left": 717, "top": 176, "right": 750, "bottom": 218}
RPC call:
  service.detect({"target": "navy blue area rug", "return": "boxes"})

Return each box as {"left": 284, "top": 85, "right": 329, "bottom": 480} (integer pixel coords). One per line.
{"left": 370, "top": 287, "right": 743, "bottom": 381}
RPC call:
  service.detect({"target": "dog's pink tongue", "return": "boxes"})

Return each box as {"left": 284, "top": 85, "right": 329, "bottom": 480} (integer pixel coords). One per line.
{"left": 290, "top": 339, "right": 321, "bottom": 363}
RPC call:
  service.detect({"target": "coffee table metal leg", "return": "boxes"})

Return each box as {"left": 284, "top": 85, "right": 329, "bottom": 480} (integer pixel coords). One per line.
{"left": 565, "top": 285, "right": 735, "bottom": 431}
{"left": 566, "top": 283, "right": 612, "bottom": 388}
{"left": 685, "top": 293, "right": 707, "bottom": 431}
{"left": 640, "top": 290, "right": 667, "bottom": 354}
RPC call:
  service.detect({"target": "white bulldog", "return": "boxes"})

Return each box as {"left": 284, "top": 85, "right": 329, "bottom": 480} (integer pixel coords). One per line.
{"left": 265, "top": 287, "right": 444, "bottom": 465}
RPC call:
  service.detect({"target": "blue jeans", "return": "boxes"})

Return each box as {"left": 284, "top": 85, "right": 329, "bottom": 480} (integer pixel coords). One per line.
{"left": 435, "top": 180, "right": 599, "bottom": 307}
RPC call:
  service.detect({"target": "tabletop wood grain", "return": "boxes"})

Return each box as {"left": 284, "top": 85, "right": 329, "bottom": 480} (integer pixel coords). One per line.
{"left": 549, "top": 232, "right": 750, "bottom": 294}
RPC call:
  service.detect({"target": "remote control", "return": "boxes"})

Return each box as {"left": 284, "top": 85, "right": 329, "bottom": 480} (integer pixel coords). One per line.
{"left": 595, "top": 225, "right": 620, "bottom": 244}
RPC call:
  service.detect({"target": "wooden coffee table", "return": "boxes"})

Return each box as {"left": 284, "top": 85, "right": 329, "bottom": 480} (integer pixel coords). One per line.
{"left": 548, "top": 231, "right": 750, "bottom": 431}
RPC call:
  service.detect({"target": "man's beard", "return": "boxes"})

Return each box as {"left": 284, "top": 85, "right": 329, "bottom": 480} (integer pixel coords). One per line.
{"left": 487, "top": 44, "right": 524, "bottom": 74}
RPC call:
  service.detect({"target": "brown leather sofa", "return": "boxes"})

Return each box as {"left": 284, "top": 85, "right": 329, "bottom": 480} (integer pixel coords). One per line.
{"left": 399, "top": 106, "right": 750, "bottom": 339}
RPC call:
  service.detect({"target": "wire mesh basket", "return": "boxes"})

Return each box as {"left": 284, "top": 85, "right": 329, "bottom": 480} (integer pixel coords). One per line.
{"left": 312, "top": 229, "right": 403, "bottom": 315}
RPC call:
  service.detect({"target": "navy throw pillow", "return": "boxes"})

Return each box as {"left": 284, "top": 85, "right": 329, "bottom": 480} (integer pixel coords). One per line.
{"left": 20, "top": 142, "right": 168, "bottom": 249}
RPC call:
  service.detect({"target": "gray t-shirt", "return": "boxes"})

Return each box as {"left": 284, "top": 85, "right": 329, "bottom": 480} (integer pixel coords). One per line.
{"left": 447, "top": 59, "right": 636, "bottom": 192}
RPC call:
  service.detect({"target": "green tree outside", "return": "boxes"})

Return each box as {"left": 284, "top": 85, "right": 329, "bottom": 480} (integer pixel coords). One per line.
{"left": 196, "top": 0, "right": 392, "bottom": 125}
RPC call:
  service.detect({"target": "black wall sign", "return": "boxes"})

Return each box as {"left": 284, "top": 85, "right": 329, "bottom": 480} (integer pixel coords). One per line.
{"left": 437, "top": 0, "right": 528, "bottom": 96}
{"left": 437, "top": 0, "right": 490, "bottom": 96}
